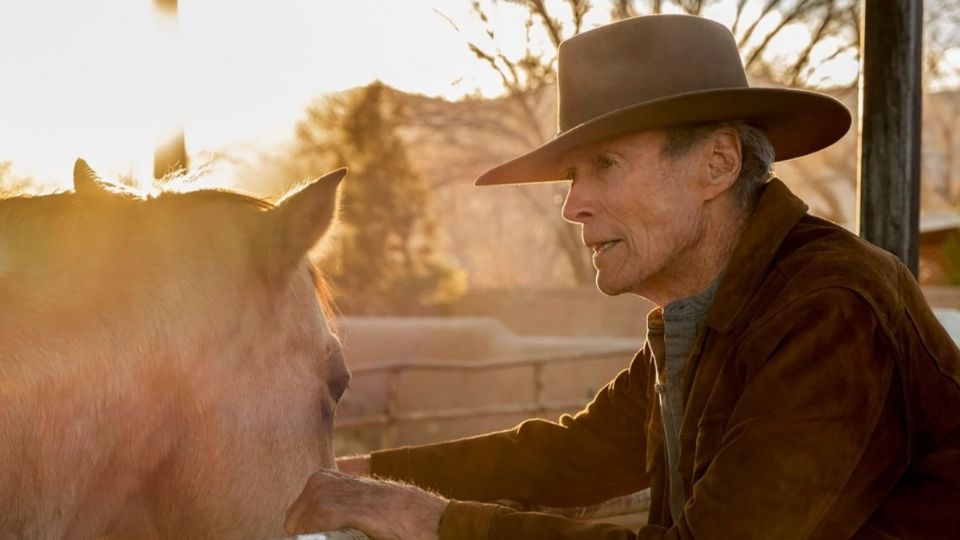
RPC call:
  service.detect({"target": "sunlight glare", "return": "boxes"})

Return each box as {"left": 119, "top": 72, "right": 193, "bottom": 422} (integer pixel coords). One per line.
{"left": 0, "top": 0, "right": 525, "bottom": 186}
{"left": 701, "top": 2, "right": 739, "bottom": 28}
{"left": 0, "top": 0, "right": 866, "bottom": 189}
{"left": 0, "top": 1, "right": 177, "bottom": 186}
{"left": 763, "top": 23, "right": 811, "bottom": 68}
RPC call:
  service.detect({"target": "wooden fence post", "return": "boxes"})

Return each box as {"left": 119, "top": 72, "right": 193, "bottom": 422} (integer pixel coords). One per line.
{"left": 857, "top": 0, "right": 924, "bottom": 275}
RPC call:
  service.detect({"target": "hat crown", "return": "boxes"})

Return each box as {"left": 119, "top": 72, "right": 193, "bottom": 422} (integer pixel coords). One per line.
{"left": 557, "top": 15, "right": 748, "bottom": 133}
{"left": 473, "top": 14, "right": 850, "bottom": 186}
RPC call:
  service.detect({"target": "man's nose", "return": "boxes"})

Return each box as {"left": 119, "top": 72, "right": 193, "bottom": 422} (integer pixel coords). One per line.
{"left": 561, "top": 181, "right": 594, "bottom": 224}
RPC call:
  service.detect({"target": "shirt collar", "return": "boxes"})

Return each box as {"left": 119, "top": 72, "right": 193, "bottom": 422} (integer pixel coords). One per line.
{"left": 705, "top": 178, "right": 809, "bottom": 333}
{"left": 662, "top": 273, "right": 722, "bottom": 322}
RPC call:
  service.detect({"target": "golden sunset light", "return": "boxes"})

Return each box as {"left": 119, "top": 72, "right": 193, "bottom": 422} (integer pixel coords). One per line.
{"left": 4, "top": 2, "right": 960, "bottom": 537}
{"left": 0, "top": 1, "right": 529, "bottom": 186}
{"left": 0, "top": 0, "right": 868, "bottom": 189}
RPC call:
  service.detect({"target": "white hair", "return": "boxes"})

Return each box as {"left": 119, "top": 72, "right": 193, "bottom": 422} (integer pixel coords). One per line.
{"left": 664, "top": 122, "right": 775, "bottom": 208}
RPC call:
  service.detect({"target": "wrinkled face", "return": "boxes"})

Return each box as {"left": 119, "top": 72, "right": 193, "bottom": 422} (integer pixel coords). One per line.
{"left": 560, "top": 129, "right": 707, "bottom": 298}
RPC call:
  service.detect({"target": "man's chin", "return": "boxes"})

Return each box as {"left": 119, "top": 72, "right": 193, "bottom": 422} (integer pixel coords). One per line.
{"left": 595, "top": 276, "right": 629, "bottom": 297}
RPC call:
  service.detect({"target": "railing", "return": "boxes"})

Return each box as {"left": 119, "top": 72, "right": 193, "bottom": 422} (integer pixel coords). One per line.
{"left": 337, "top": 344, "right": 641, "bottom": 449}
{"left": 336, "top": 343, "right": 650, "bottom": 527}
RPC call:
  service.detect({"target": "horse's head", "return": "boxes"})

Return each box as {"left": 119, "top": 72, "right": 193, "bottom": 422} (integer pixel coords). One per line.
{"left": 0, "top": 160, "right": 348, "bottom": 538}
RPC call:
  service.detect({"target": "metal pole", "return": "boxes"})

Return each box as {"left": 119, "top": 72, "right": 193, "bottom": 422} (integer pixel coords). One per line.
{"left": 152, "top": 0, "right": 188, "bottom": 179}
{"left": 856, "top": 0, "right": 923, "bottom": 276}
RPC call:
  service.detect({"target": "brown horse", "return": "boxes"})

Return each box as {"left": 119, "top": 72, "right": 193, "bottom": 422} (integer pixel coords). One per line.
{"left": 0, "top": 160, "right": 349, "bottom": 539}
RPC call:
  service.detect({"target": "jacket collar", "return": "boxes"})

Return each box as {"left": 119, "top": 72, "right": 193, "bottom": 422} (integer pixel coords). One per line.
{"left": 706, "top": 178, "right": 809, "bottom": 333}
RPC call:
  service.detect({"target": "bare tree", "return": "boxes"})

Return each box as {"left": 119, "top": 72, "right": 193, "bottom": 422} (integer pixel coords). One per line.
{"left": 296, "top": 83, "right": 466, "bottom": 314}
{"left": 433, "top": 0, "right": 599, "bottom": 285}
{"left": 613, "top": 0, "right": 862, "bottom": 88}
{"left": 925, "top": 0, "right": 960, "bottom": 91}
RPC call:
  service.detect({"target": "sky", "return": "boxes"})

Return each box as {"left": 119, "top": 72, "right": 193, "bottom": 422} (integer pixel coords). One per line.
{"left": 1, "top": 0, "right": 514, "bottom": 185}
{"left": 0, "top": 0, "right": 868, "bottom": 187}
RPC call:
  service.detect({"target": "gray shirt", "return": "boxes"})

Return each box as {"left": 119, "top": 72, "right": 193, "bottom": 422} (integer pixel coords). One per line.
{"left": 646, "top": 278, "right": 720, "bottom": 522}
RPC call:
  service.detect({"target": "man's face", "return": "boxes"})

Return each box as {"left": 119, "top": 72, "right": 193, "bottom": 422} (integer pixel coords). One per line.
{"left": 560, "top": 129, "right": 709, "bottom": 299}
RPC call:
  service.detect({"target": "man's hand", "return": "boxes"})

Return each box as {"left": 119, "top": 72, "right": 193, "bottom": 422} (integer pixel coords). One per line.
{"left": 284, "top": 470, "right": 448, "bottom": 540}
{"left": 336, "top": 455, "right": 371, "bottom": 476}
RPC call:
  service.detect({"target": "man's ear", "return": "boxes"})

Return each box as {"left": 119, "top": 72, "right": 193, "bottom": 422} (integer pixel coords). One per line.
{"left": 702, "top": 128, "right": 742, "bottom": 202}
{"left": 267, "top": 168, "right": 346, "bottom": 278}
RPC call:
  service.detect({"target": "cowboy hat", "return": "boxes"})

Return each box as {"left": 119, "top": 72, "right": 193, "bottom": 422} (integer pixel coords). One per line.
{"left": 475, "top": 14, "right": 852, "bottom": 186}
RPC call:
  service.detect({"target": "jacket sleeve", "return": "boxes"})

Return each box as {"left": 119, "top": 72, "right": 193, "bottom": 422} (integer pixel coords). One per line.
{"left": 421, "top": 287, "right": 905, "bottom": 540}
{"left": 659, "top": 287, "right": 904, "bottom": 540}
{"left": 436, "top": 501, "right": 653, "bottom": 540}
{"left": 370, "top": 348, "right": 654, "bottom": 509}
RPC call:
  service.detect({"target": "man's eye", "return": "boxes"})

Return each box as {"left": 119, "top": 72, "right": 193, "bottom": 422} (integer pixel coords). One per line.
{"left": 597, "top": 156, "right": 615, "bottom": 169}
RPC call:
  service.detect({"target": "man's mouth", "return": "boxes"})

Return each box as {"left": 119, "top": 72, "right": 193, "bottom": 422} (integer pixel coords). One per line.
{"left": 590, "top": 239, "right": 621, "bottom": 254}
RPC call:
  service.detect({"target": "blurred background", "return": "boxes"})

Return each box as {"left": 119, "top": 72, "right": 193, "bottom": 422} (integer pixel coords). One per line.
{"left": 2, "top": 0, "right": 960, "bottom": 456}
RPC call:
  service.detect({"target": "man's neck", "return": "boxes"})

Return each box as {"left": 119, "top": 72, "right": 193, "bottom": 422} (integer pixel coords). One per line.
{"left": 641, "top": 197, "right": 749, "bottom": 308}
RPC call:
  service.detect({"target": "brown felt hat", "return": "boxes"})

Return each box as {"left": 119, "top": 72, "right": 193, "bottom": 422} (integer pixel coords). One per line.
{"left": 475, "top": 14, "right": 852, "bottom": 186}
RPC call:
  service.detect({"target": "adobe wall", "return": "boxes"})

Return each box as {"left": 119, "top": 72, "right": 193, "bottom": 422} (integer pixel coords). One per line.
{"left": 334, "top": 315, "right": 643, "bottom": 452}
{"left": 449, "top": 287, "right": 654, "bottom": 338}
{"left": 334, "top": 286, "right": 960, "bottom": 454}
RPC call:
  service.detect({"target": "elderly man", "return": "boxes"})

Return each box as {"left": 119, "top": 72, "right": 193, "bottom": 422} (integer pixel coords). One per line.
{"left": 285, "top": 15, "right": 960, "bottom": 539}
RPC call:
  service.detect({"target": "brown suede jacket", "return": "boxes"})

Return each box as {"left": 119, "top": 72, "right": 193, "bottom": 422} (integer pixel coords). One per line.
{"left": 370, "top": 179, "right": 960, "bottom": 539}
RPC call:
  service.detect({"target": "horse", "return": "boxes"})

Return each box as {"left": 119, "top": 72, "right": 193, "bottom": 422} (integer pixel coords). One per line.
{"left": 0, "top": 160, "right": 350, "bottom": 539}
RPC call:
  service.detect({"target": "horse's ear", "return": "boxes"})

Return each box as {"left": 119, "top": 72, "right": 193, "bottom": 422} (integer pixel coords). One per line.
{"left": 73, "top": 158, "right": 111, "bottom": 196}
{"left": 268, "top": 168, "right": 346, "bottom": 276}
{"left": 73, "top": 158, "right": 139, "bottom": 198}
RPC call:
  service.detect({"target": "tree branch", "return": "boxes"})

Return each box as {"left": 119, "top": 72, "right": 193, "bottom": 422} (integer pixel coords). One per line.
{"left": 745, "top": 0, "right": 821, "bottom": 71}
{"left": 731, "top": 0, "right": 750, "bottom": 36}
{"left": 737, "top": 0, "right": 783, "bottom": 51}
{"left": 789, "top": 2, "right": 836, "bottom": 85}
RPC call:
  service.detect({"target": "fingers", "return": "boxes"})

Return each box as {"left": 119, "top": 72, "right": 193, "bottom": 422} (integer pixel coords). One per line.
{"left": 283, "top": 469, "right": 447, "bottom": 540}
{"left": 282, "top": 494, "right": 305, "bottom": 534}
{"left": 284, "top": 471, "right": 334, "bottom": 534}
{"left": 284, "top": 469, "right": 376, "bottom": 534}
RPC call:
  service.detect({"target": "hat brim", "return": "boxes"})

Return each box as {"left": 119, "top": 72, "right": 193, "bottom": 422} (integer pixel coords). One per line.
{"left": 474, "top": 87, "right": 851, "bottom": 186}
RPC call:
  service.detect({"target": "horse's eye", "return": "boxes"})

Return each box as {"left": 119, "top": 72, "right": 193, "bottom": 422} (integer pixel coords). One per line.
{"left": 324, "top": 340, "right": 349, "bottom": 402}
{"left": 328, "top": 374, "right": 350, "bottom": 403}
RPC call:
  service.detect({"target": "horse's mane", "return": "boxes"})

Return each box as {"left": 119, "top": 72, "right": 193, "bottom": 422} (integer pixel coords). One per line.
{"left": 0, "top": 184, "right": 338, "bottom": 323}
